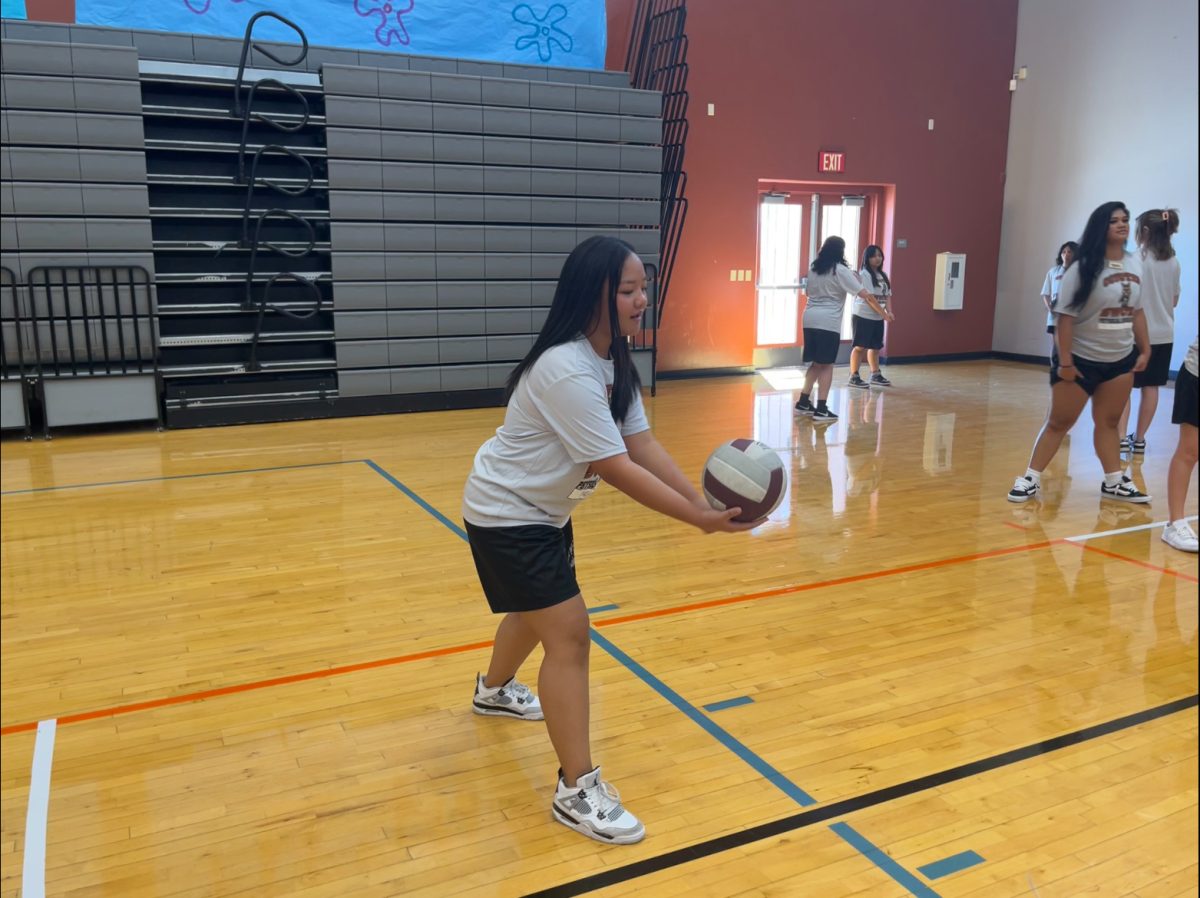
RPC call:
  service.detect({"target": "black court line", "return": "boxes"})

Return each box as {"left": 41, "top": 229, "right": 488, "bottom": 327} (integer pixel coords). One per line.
{"left": 522, "top": 694, "right": 1199, "bottom": 898}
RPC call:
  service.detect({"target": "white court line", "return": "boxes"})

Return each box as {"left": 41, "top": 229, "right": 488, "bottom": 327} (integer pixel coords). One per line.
{"left": 21, "top": 719, "right": 57, "bottom": 898}
{"left": 1064, "top": 514, "right": 1199, "bottom": 543}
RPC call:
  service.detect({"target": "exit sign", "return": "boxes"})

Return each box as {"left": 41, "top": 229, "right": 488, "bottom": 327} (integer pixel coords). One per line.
{"left": 818, "top": 150, "right": 845, "bottom": 173}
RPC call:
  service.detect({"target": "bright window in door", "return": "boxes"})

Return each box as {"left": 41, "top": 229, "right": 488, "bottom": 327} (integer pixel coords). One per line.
{"left": 756, "top": 200, "right": 803, "bottom": 346}
{"left": 819, "top": 201, "right": 862, "bottom": 338}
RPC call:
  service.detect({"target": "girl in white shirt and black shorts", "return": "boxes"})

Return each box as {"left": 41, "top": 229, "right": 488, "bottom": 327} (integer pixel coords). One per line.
{"left": 793, "top": 236, "right": 879, "bottom": 422}
{"left": 462, "top": 236, "right": 758, "bottom": 846}
{"left": 1118, "top": 209, "right": 1181, "bottom": 455}
{"left": 848, "top": 245, "right": 896, "bottom": 389}
{"left": 1008, "top": 201, "right": 1151, "bottom": 504}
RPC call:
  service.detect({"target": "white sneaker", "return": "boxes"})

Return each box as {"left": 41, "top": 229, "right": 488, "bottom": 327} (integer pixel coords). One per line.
{"left": 472, "top": 673, "right": 543, "bottom": 720}
{"left": 552, "top": 767, "right": 645, "bottom": 844}
{"left": 1162, "top": 521, "right": 1199, "bottom": 553}
{"left": 1007, "top": 476, "right": 1040, "bottom": 503}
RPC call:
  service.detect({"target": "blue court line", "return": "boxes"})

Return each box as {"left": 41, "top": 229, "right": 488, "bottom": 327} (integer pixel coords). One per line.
{"left": 589, "top": 630, "right": 817, "bottom": 806}
{"left": 0, "top": 459, "right": 367, "bottom": 495}
{"left": 363, "top": 459, "right": 468, "bottom": 540}
{"left": 918, "top": 850, "right": 986, "bottom": 880}
{"left": 586, "top": 604, "right": 620, "bottom": 615}
{"left": 830, "top": 823, "right": 941, "bottom": 897}
{"left": 703, "top": 695, "right": 755, "bottom": 713}
{"left": 363, "top": 457, "right": 937, "bottom": 898}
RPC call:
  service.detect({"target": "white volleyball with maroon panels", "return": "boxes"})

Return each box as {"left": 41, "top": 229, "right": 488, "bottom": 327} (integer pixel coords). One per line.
{"left": 701, "top": 438, "right": 787, "bottom": 522}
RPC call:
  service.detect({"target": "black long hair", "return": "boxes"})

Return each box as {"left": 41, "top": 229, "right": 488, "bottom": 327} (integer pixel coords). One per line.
{"left": 860, "top": 245, "right": 891, "bottom": 290}
{"left": 811, "top": 237, "right": 848, "bottom": 275}
{"left": 1067, "top": 202, "right": 1127, "bottom": 310}
{"left": 504, "top": 236, "right": 642, "bottom": 423}
{"left": 1055, "top": 241, "right": 1078, "bottom": 267}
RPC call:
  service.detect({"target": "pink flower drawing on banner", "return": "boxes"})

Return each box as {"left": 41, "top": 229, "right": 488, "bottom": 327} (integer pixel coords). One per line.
{"left": 184, "top": 0, "right": 245, "bottom": 14}
{"left": 354, "top": 0, "right": 415, "bottom": 47}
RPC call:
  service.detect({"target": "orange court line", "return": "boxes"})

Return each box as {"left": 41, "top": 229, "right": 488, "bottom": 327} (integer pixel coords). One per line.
{"left": 0, "top": 538, "right": 1057, "bottom": 737}
{"left": 1072, "top": 542, "right": 1200, "bottom": 583}
{"left": 591, "top": 540, "right": 1058, "bottom": 628}
{"left": 0, "top": 639, "right": 496, "bottom": 736}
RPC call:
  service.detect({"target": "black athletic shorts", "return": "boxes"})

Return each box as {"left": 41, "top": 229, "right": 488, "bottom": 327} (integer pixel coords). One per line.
{"left": 1173, "top": 367, "right": 1198, "bottom": 427}
{"left": 1049, "top": 346, "right": 1138, "bottom": 396}
{"left": 1134, "top": 342, "right": 1172, "bottom": 388}
{"left": 465, "top": 519, "right": 579, "bottom": 614}
{"left": 851, "top": 316, "right": 885, "bottom": 350}
{"left": 802, "top": 327, "right": 840, "bottom": 364}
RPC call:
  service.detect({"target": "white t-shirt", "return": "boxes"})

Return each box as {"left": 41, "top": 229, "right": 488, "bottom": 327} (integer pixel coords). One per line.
{"left": 803, "top": 265, "right": 862, "bottom": 333}
{"left": 1137, "top": 250, "right": 1181, "bottom": 344}
{"left": 1054, "top": 252, "right": 1142, "bottom": 363}
{"left": 853, "top": 267, "right": 891, "bottom": 321}
{"left": 462, "top": 337, "right": 650, "bottom": 528}
{"left": 1185, "top": 337, "right": 1198, "bottom": 378}
{"left": 1041, "top": 264, "right": 1066, "bottom": 328}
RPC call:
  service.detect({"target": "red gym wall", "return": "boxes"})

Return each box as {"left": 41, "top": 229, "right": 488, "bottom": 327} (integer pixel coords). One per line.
{"left": 607, "top": 0, "right": 1019, "bottom": 372}
{"left": 21, "top": 0, "right": 73, "bottom": 22}
{"left": 15, "top": 0, "right": 1018, "bottom": 372}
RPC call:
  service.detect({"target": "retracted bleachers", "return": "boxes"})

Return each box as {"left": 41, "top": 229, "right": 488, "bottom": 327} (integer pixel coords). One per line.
{"left": 0, "top": 17, "right": 664, "bottom": 428}
{"left": 1, "top": 34, "right": 163, "bottom": 434}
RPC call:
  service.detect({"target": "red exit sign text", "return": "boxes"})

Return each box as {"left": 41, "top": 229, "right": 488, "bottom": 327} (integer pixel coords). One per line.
{"left": 818, "top": 151, "right": 845, "bottom": 173}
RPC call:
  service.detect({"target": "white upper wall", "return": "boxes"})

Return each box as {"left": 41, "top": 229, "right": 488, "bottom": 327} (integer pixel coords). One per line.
{"left": 994, "top": 0, "right": 1198, "bottom": 367}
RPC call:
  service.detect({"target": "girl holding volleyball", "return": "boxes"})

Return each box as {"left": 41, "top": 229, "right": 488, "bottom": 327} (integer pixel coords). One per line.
{"left": 462, "top": 236, "right": 758, "bottom": 845}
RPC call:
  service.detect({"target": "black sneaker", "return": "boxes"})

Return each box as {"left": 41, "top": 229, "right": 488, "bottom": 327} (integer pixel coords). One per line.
{"left": 848, "top": 373, "right": 869, "bottom": 389}
{"left": 1119, "top": 433, "right": 1133, "bottom": 453}
{"left": 1100, "top": 476, "right": 1151, "bottom": 504}
{"left": 1131, "top": 437, "right": 1146, "bottom": 455}
{"left": 795, "top": 400, "right": 815, "bottom": 416}
{"left": 869, "top": 372, "right": 893, "bottom": 388}
{"left": 812, "top": 406, "right": 838, "bottom": 423}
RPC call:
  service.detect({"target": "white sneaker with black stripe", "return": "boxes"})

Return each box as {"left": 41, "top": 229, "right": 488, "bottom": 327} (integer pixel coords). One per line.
{"left": 1007, "top": 476, "right": 1040, "bottom": 503}
{"left": 552, "top": 767, "right": 645, "bottom": 844}
{"left": 1099, "top": 476, "right": 1151, "bottom": 504}
{"left": 472, "top": 673, "right": 543, "bottom": 720}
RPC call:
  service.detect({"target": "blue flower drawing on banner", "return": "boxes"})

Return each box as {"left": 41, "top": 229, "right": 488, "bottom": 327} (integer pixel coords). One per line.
{"left": 513, "top": 4, "right": 573, "bottom": 62}
{"left": 354, "top": 0, "right": 415, "bottom": 47}
{"left": 184, "top": 0, "right": 244, "bottom": 13}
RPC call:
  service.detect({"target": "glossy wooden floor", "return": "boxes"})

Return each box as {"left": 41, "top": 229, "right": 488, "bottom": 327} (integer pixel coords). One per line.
{"left": 1, "top": 360, "right": 1196, "bottom": 898}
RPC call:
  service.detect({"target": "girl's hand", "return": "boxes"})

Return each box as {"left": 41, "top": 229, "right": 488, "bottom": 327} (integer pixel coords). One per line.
{"left": 885, "top": 310, "right": 896, "bottom": 322}
{"left": 696, "top": 506, "right": 763, "bottom": 533}
{"left": 1057, "top": 363, "right": 1079, "bottom": 382}
{"left": 1133, "top": 352, "right": 1149, "bottom": 373}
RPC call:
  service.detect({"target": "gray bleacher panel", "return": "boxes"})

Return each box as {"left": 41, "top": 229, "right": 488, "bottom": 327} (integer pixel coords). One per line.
{"left": 389, "top": 367, "right": 441, "bottom": 394}
{"left": 0, "top": 26, "right": 657, "bottom": 403}
{"left": 261, "top": 45, "right": 659, "bottom": 400}
{"left": 0, "top": 39, "right": 75, "bottom": 75}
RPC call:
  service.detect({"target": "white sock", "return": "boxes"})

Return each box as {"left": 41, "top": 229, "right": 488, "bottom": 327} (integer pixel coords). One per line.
{"left": 1103, "top": 471, "right": 1124, "bottom": 488}
{"left": 1024, "top": 468, "right": 1042, "bottom": 483}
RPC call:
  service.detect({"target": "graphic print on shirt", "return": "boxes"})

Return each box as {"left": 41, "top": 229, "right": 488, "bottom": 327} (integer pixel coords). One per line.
{"left": 1098, "top": 271, "right": 1140, "bottom": 330}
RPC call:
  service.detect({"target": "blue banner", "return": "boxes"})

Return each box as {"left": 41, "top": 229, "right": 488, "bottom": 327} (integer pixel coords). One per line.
{"left": 75, "top": 0, "right": 608, "bottom": 69}
{"left": 1, "top": 0, "right": 29, "bottom": 19}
